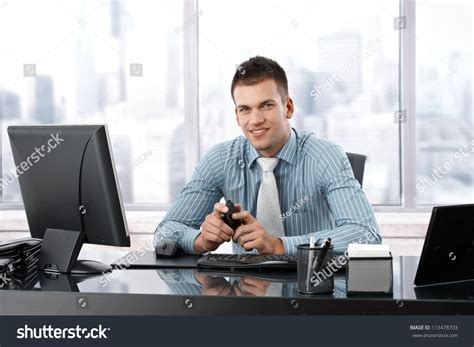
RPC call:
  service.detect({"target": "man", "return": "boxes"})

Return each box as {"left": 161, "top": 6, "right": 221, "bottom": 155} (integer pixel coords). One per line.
{"left": 154, "top": 56, "right": 381, "bottom": 255}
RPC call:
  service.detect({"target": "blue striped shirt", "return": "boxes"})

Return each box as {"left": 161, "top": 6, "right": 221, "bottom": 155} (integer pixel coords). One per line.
{"left": 154, "top": 128, "right": 381, "bottom": 255}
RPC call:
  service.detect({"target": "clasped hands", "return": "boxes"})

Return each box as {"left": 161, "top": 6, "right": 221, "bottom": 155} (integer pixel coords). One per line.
{"left": 194, "top": 202, "right": 284, "bottom": 255}
{"left": 195, "top": 273, "right": 272, "bottom": 297}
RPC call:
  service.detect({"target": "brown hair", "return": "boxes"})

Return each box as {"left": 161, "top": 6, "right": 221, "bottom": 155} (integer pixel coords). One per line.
{"left": 231, "top": 56, "right": 288, "bottom": 102}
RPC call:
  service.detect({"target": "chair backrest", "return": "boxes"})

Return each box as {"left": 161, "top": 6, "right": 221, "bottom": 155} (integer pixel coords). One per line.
{"left": 345, "top": 152, "right": 367, "bottom": 187}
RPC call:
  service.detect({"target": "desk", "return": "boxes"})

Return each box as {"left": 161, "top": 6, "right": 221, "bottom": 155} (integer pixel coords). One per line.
{"left": 0, "top": 249, "right": 473, "bottom": 315}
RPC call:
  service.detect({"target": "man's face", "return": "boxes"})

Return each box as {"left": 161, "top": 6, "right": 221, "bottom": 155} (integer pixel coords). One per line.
{"left": 233, "top": 79, "right": 294, "bottom": 157}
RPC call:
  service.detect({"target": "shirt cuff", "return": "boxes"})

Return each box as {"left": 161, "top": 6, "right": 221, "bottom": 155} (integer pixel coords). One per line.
{"left": 158, "top": 269, "right": 201, "bottom": 286}
{"left": 179, "top": 228, "right": 202, "bottom": 255}
{"left": 280, "top": 235, "right": 309, "bottom": 255}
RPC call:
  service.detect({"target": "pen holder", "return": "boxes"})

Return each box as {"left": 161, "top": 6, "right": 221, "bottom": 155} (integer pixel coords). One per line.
{"left": 297, "top": 244, "right": 334, "bottom": 294}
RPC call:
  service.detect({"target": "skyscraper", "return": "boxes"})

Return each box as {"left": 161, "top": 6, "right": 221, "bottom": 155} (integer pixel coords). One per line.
{"left": 318, "top": 33, "right": 362, "bottom": 102}
{"left": 32, "top": 75, "right": 56, "bottom": 123}
{"left": 0, "top": 90, "right": 21, "bottom": 120}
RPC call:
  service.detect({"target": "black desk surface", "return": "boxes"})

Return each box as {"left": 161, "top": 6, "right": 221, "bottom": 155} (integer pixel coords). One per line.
{"left": 1, "top": 248, "right": 473, "bottom": 315}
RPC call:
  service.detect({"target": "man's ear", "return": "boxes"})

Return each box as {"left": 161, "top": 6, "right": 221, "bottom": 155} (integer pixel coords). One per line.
{"left": 285, "top": 97, "right": 294, "bottom": 119}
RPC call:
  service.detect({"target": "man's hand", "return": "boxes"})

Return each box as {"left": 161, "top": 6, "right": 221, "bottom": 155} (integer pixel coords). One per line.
{"left": 194, "top": 203, "right": 235, "bottom": 253}
{"left": 233, "top": 276, "right": 271, "bottom": 297}
{"left": 195, "top": 273, "right": 234, "bottom": 296}
{"left": 232, "top": 209, "right": 285, "bottom": 255}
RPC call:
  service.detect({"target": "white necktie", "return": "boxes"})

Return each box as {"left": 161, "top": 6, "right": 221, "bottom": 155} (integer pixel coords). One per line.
{"left": 256, "top": 157, "right": 285, "bottom": 238}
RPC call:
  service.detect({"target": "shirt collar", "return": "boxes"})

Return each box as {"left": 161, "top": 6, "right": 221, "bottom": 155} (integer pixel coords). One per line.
{"left": 246, "top": 128, "right": 298, "bottom": 167}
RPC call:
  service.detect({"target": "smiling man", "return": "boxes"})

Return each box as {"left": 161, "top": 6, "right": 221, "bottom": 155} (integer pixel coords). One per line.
{"left": 154, "top": 56, "right": 381, "bottom": 255}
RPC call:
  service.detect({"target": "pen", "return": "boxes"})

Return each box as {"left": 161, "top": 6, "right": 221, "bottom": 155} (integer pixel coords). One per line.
{"left": 311, "top": 238, "right": 332, "bottom": 273}
{"left": 305, "top": 237, "right": 316, "bottom": 291}
{"left": 320, "top": 238, "right": 332, "bottom": 248}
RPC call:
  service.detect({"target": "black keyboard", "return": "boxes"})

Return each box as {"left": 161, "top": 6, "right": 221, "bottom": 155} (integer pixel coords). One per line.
{"left": 197, "top": 253, "right": 297, "bottom": 270}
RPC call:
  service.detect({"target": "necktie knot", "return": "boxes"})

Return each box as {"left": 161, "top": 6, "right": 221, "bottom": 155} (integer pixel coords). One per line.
{"left": 256, "top": 157, "right": 279, "bottom": 173}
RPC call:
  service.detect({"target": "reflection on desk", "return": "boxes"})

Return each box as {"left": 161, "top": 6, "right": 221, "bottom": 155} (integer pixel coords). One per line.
{"left": 156, "top": 269, "right": 347, "bottom": 298}
{"left": 2, "top": 255, "right": 473, "bottom": 303}
{"left": 1, "top": 255, "right": 473, "bottom": 315}
{"left": 414, "top": 280, "right": 474, "bottom": 300}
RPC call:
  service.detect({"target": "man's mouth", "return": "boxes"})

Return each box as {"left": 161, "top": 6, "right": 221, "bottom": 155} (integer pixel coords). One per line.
{"left": 249, "top": 128, "right": 269, "bottom": 136}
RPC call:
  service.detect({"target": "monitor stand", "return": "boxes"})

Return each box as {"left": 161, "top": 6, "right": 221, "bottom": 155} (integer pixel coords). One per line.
{"left": 38, "top": 228, "right": 112, "bottom": 275}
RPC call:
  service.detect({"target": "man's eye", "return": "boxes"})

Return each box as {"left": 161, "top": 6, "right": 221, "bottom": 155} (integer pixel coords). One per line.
{"left": 263, "top": 103, "right": 273, "bottom": 109}
{"left": 239, "top": 107, "right": 249, "bottom": 113}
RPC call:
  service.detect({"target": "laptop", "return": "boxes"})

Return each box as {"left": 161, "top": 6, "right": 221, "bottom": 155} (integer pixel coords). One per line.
{"left": 414, "top": 204, "right": 474, "bottom": 286}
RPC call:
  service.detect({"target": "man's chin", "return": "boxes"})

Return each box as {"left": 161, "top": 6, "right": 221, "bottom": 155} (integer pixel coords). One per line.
{"left": 244, "top": 132, "right": 273, "bottom": 152}
{"left": 249, "top": 140, "right": 272, "bottom": 153}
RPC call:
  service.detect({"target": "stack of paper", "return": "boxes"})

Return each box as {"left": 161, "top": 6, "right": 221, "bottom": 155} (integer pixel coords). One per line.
{"left": 0, "top": 238, "right": 42, "bottom": 290}
{"left": 347, "top": 244, "right": 390, "bottom": 258}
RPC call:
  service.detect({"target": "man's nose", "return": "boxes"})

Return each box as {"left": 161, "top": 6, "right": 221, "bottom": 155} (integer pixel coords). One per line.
{"left": 249, "top": 110, "right": 265, "bottom": 125}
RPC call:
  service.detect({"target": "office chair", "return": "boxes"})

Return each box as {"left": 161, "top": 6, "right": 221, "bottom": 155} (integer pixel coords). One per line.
{"left": 345, "top": 152, "right": 367, "bottom": 187}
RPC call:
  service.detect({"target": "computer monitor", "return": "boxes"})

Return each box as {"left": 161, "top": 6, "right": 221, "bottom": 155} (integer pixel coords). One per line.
{"left": 8, "top": 125, "right": 130, "bottom": 275}
{"left": 414, "top": 204, "right": 474, "bottom": 286}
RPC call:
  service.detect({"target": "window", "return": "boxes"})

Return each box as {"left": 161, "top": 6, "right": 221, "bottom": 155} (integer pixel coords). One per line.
{"left": 415, "top": 0, "right": 474, "bottom": 204}
{"left": 0, "top": 0, "right": 471, "bottom": 211}
{"left": 0, "top": 0, "right": 185, "bottom": 205}
{"left": 199, "top": 0, "right": 400, "bottom": 205}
